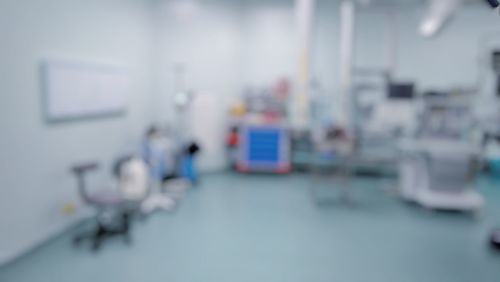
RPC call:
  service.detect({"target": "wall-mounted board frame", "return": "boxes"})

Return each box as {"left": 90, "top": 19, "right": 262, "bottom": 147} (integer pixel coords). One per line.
{"left": 41, "top": 60, "right": 130, "bottom": 123}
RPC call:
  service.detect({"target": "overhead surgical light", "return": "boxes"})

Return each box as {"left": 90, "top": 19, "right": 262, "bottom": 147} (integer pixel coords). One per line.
{"left": 419, "top": 0, "right": 463, "bottom": 38}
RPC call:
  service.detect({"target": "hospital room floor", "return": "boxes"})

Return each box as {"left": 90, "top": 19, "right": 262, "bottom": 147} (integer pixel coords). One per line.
{"left": 1, "top": 173, "right": 500, "bottom": 282}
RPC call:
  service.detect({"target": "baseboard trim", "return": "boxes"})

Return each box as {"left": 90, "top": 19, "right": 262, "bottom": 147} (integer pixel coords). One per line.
{"left": 0, "top": 214, "right": 91, "bottom": 269}
{"left": 0, "top": 171, "right": 225, "bottom": 268}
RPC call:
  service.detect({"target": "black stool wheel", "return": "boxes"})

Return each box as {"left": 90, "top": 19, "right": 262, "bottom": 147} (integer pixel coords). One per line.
{"left": 490, "top": 230, "right": 500, "bottom": 250}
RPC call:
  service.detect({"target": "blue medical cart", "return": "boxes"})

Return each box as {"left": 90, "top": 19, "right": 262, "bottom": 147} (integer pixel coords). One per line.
{"left": 237, "top": 124, "right": 291, "bottom": 173}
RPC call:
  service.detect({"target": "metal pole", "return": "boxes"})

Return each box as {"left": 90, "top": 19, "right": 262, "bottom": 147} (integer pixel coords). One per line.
{"left": 294, "top": 0, "right": 316, "bottom": 130}
{"left": 339, "top": 0, "right": 356, "bottom": 129}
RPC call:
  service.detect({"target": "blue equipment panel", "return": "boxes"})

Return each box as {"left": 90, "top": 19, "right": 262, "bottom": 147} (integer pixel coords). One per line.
{"left": 238, "top": 125, "right": 290, "bottom": 173}
{"left": 248, "top": 129, "right": 280, "bottom": 162}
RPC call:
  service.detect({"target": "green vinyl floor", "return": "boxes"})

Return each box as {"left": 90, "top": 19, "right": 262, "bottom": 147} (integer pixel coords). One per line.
{"left": 1, "top": 172, "right": 500, "bottom": 282}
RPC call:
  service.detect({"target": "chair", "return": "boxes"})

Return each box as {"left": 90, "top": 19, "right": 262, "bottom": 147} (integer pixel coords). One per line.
{"left": 71, "top": 156, "right": 150, "bottom": 251}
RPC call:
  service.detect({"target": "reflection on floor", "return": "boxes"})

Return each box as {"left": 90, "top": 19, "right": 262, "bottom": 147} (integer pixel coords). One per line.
{"left": 1, "top": 173, "right": 500, "bottom": 282}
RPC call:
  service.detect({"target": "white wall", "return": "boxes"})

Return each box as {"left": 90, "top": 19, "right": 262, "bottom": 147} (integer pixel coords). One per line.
{"left": 240, "top": 0, "right": 297, "bottom": 86}
{"left": 150, "top": 0, "right": 244, "bottom": 171}
{"left": 0, "top": 0, "right": 155, "bottom": 264}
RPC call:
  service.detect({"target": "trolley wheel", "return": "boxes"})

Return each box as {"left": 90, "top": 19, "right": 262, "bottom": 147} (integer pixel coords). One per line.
{"left": 490, "top": 230, "right": 500, "bottom": 250}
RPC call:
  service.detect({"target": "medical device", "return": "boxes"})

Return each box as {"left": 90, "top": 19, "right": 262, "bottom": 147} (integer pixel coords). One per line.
{"left": 398, "top": 95, "right": 484, "bottom": 213}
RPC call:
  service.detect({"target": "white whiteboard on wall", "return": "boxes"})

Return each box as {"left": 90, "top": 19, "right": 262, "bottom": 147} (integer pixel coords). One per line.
{"left": 42, "top": 60, "right": 129, "bottom": 122}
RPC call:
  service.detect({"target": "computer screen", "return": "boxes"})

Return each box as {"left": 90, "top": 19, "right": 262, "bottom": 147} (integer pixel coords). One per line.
{"left": 388, "top": 83, "right": 415, "bottom": 99}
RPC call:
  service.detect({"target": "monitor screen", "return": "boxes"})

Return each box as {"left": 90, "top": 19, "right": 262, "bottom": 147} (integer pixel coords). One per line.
{"left": 388, "top": 83, "right": 415, "bottom": 99}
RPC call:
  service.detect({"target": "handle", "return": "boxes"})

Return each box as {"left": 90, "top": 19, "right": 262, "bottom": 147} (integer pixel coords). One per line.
{"left": 71, "top": 162, "right": 99, "bottom": 175}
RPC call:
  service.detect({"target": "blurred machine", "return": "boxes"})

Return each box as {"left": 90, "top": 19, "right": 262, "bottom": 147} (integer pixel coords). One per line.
{"left": 398, "top": 95, "right": 484, "bottom": 213}
{"left": 228, "top": 82, "right": 292, "bottom": 173}
{"left": 352, "top": 69, "right": 417, "bottom": 175}
{"left": 399, "top": 139, "right": 482, "bottom": 212}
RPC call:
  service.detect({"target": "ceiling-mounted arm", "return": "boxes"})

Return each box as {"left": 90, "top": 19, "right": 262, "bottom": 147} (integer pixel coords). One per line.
{"left": 419, "top": 0, "right": 463, "bottom": 38}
